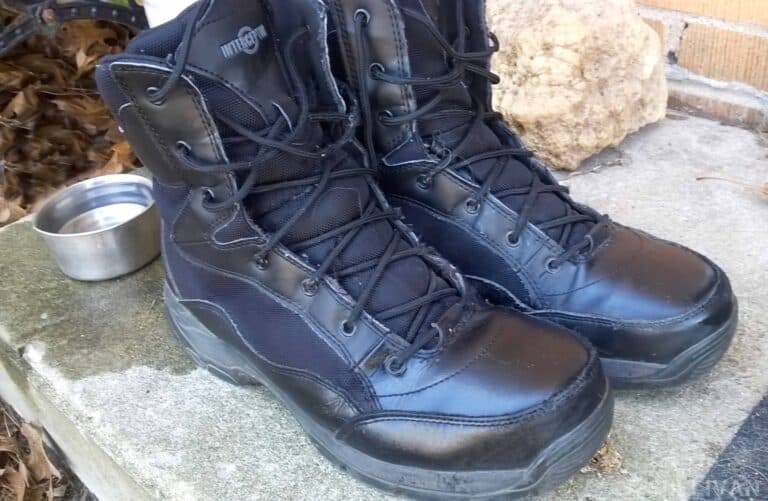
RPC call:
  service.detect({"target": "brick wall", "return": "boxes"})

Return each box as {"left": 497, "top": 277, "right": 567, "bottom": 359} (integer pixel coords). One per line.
{"left": 638, "top": 0, "right": 768, "bottom": 131}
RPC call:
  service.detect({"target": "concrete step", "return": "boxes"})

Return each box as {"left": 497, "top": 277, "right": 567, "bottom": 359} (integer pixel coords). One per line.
{"left": 0, "top": 115, "right": 766, "bottom": 500}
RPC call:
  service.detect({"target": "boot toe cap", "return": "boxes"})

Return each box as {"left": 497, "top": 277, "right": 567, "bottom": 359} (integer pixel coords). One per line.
{"left": 346, "top": 309, "right": 611, "bottom": 472}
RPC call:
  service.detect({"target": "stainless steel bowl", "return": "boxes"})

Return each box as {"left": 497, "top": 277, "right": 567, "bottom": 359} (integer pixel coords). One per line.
{"left": 34, "top": 174, "right": 160, "bottom": 281}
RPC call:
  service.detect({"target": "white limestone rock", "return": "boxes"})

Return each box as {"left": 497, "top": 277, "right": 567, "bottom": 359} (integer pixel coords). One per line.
{"left": 488, "top": 0, "right": 667, "bottom": 170}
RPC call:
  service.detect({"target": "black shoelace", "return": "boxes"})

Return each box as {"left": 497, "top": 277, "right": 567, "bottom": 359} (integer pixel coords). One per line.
{"left": 354, "top": 5, "right": 609, "bottom": 270}
{"left": 149, "top": 1, "right": 461, "bottom": 372}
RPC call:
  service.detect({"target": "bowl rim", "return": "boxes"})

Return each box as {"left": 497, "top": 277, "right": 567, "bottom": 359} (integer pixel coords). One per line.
{"left": 33, "top": 174, "right": 156, "bottom": 239}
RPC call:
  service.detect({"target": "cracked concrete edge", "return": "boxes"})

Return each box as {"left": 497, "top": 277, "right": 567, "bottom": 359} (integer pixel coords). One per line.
{"left": 0, "top": 309, "right": 153, "bottom": 501}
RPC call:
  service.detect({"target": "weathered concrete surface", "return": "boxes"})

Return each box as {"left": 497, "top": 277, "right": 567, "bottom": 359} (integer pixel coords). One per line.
{"left": 545, "top": 113, "right": 768, "bottom": 500}
{"left": 0, "top": 114, "right": 766, "bottom": 500}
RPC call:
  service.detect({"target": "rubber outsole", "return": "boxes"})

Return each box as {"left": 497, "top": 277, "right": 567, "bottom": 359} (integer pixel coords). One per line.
{"left": 163, "top": 283, "right": 614, "bottom": 499}
{"left": 601, "top": 304, "right": 738, "bottom": 389}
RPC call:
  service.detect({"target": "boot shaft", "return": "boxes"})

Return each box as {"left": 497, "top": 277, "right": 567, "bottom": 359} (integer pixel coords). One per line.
{"left": 327, "top": 0, "right": 497, "bottom": 159}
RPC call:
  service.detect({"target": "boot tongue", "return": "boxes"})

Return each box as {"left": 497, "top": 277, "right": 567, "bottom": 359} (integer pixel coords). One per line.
{"left": 186, "top": 0, "right": 297, "bottom": 127}
{"left": 398, "top": 0, "right": 593, "bottom": 248}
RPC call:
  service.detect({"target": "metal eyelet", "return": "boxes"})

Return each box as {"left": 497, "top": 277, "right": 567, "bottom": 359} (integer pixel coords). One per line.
{"left": 201, "top": 187, "right": 216, "bottom": 204}
{"left": 429, "top": 323, "right": 446, "bottom": 353}
{"left": 175, "top": 140, "right": 191, "bottom": 156}
{"left": 369, "top": 62, "right": 385, "bottom": 78}
{"left": 377, "top": 109, "right": 394, "bottom": 124}
{"left": 416, "top": 174, "right": 433, "bottom": 190}
{"left": 384, "top": 355, "right": 407, "bottom": 376}
{"left": 354, "top": 8, "right": 371, "bottom": 26}
{"left": 506, "top": 231, "right": 521, "bottom": 248}
{"left": 253, "top": 255, "right": 269, "bottom": 271}
{"left": 302, "top": 278, "right": 320, "bottom": 297}
{"left": 545, "top": 258, "right": 561, "bottom": 274}
{"left": 146, "top": 86, "right": 165, "bottom": 105}
{"left": 340, "top": 319, "right": 357, "bottom": 337}
{"left": 465, "top": 198, "right": 480, "bottom": 214}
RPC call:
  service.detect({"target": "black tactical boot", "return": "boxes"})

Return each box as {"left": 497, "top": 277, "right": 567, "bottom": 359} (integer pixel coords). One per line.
{"left": 96, "top": 0, "right": 612, "bottom": 497}
{"left": 328, "top": 0, "right": 738, "bottom": 387}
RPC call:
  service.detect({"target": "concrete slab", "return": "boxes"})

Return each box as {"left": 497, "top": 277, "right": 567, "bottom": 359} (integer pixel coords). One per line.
{"left": 0, "top": 114, "right": 766, "bottom": 500}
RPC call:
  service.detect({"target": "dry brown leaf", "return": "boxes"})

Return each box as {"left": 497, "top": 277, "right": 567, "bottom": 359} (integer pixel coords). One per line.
{"left": 1, "top": 400, "right": 76, "bottom": 500}
{"left": 2, "top": 88, "right": 40, "bottom": 122}
{"left": 51, "top": 484, "right": 67, "bottom": 498}
{"left": 51, "top": 96, "right": 114, "bottom": 135}
{"left": 20, "top": 424, "right": 61, "bottom": 483}
{"left": 73, "top": 141, "right": 136, "bottom": 182}
{"left": 0, "top": 62, "right": 33, "bottom": 90}
{"left": 580, "top": 439, "right": 623, "bottom": 475}
{"left": 0, "top": 436, "right": 20, "bottom": 456}
{"left": 0, "top": 198, "right": 26, "bottom": 225}
{"left": 0, "top": 462, "right": 29, "bottom": 501}
{"left": 24, "top": 480, "right": 53, "bottom": 501}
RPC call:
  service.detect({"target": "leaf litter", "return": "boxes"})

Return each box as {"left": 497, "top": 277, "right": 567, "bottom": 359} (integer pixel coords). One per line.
{"left": 0, "top": 399, "right": 92, "bottom": 500}
{"left": 0, "top": 7, "right": 140, "bottom": 227}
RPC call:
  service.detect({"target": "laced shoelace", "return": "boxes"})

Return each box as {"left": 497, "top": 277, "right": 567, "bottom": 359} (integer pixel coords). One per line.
{"left": 150, "top": 0, "right": 461, "bottom": 372}
{"left": 354, "top": 6, "right": 609, "bottom": 270}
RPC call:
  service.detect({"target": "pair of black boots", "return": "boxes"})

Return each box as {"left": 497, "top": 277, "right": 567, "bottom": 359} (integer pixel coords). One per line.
{"left": 95, "top": 0, "right": 738, "bottom": 497}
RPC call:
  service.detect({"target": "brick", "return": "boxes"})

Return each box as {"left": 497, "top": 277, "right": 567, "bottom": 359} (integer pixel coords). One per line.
{"left": 678, "top": 23, "right": 768, "bottom": 91}
{"left": 638, "top": 0, "right": 768, "bottom": 28}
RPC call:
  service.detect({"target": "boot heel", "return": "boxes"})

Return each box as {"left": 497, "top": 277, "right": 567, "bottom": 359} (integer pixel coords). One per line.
{"left": 163, "top": 283, "right": 264, "bottom": 386}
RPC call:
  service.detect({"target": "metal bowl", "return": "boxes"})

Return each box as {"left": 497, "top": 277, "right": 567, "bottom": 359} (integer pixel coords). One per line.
{"left": 34, "top": 174, "right": 160, "bottom": 281}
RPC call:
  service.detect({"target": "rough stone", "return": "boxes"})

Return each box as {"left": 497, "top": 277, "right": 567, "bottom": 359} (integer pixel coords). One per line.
{"left": 488, "top": 0, "right": 668, "bottom": 170}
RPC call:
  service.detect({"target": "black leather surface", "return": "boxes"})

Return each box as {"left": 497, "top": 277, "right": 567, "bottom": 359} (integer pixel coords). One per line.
{"left": 341, "top": 357, "right": 607, "bottom": 470}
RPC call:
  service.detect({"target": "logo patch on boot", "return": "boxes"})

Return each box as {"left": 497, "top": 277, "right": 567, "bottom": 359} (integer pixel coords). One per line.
{"left": 220, "top": 26, "right": 268, "bottom": 59}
